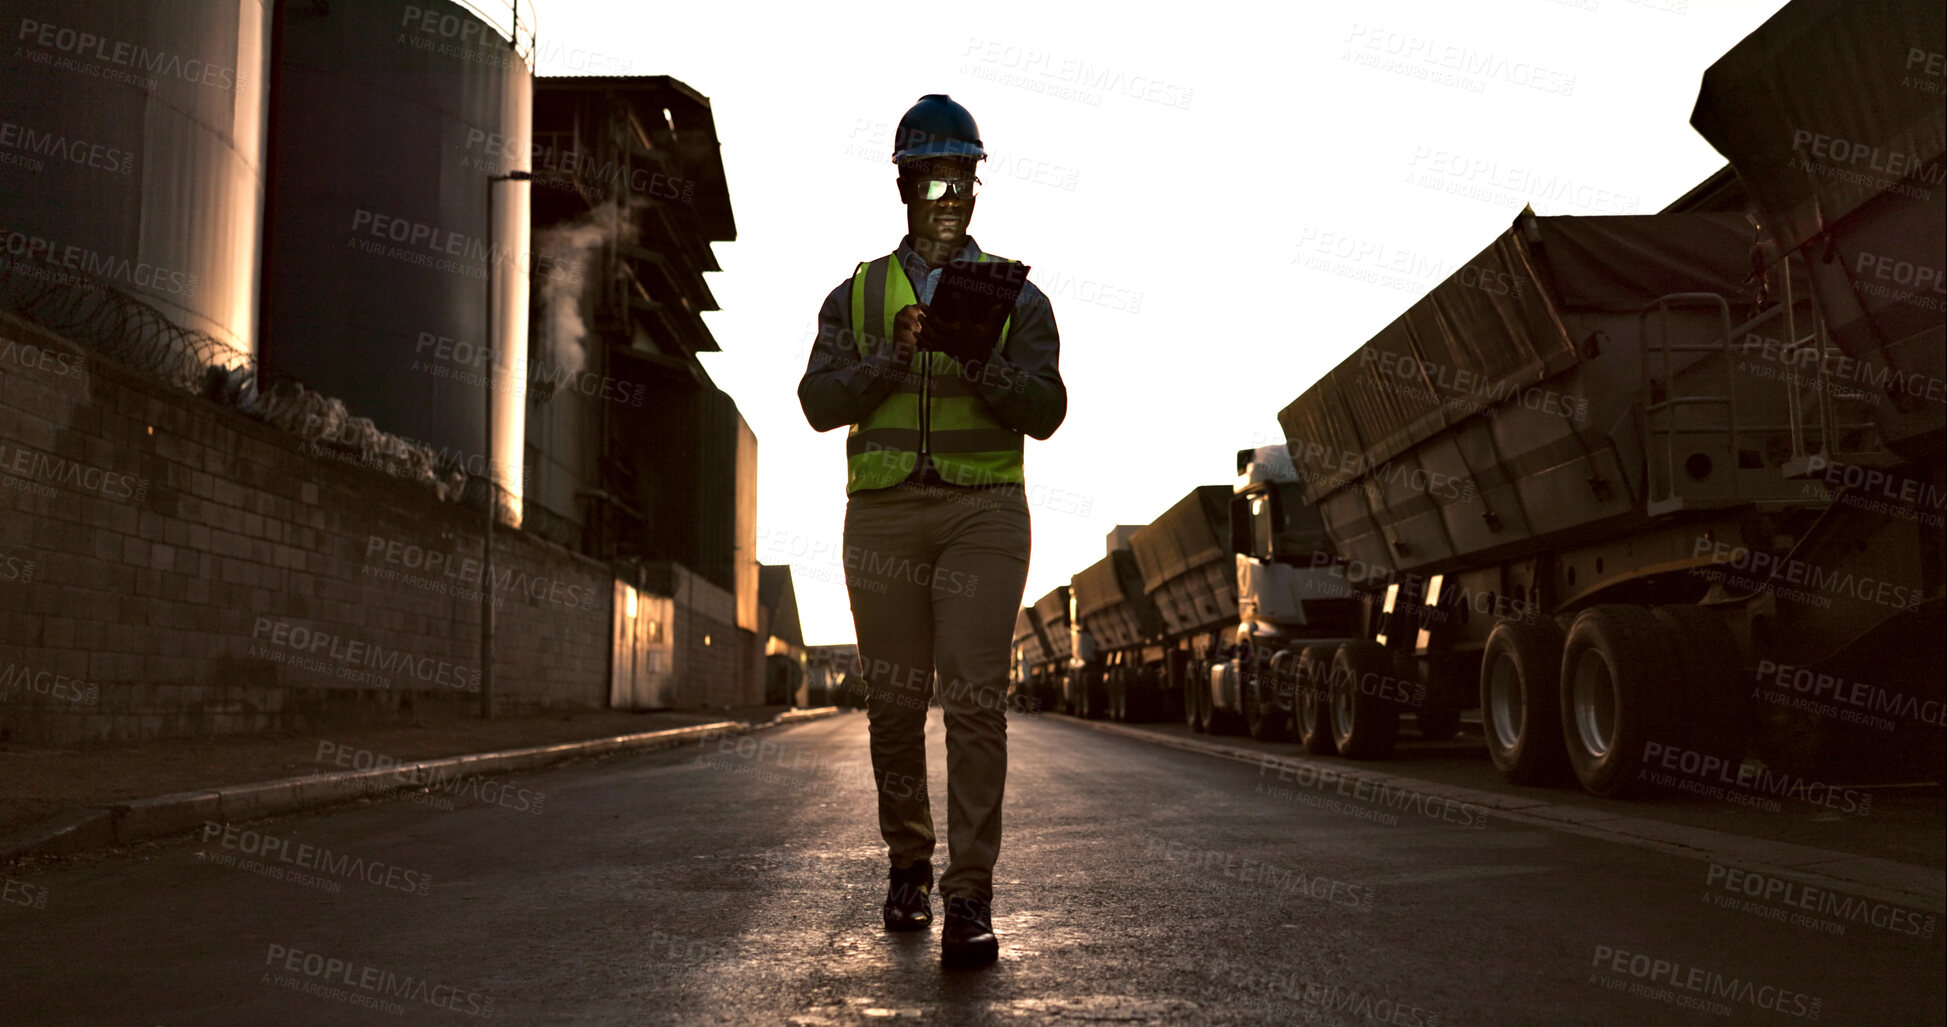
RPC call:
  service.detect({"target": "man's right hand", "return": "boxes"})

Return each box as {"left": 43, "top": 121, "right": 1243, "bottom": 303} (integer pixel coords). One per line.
{"left": 892, "top": 304, "right": 927, "bottom": 364}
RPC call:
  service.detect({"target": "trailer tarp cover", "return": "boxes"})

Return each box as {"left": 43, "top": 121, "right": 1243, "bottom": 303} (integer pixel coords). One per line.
{"left": 1031, "top": 586, "right": 1070, "bottom": 632}
{"left": 1689, "top": 0, "right": 1944, "bottom": 261}
{"left": 1533, "top": 214, "right": 1754, "bottom": 311}
{"left": 1071, "top": 554, "right": 1130, "bottom": 621}
{"left": 1129, "top": 486, "right": 1232, "bottom": 596}
{"left": 1071, "top": 549, "right": 1162, "bottom": 649}
{"left": 1277, "top": 212, "right": 1754, "bottom": 503}
{"left": 1013, "top": 608, "right": 1039, "bottom": 647}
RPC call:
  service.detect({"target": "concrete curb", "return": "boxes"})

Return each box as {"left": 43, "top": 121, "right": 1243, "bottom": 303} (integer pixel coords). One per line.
{"left": 0, "top": 708, "right": 843, "bottom": 862}
{"left": 1053, "top": 715, "right": 1946, "bottom": 913}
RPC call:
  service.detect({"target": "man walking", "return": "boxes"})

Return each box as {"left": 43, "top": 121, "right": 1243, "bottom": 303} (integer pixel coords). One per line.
{"left": 797, "top": 94, "right": 1065, "bottom": 967}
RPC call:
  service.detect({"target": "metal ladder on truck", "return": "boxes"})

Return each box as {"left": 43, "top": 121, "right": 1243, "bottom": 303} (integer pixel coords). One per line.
{"left": 1639, "top": 251, "right": 1885, "bottom": 517}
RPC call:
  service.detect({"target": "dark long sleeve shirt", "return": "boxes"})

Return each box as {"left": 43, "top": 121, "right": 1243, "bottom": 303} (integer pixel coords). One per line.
{"left": 797, "top": 236, "right": 1067, "bottom": 454}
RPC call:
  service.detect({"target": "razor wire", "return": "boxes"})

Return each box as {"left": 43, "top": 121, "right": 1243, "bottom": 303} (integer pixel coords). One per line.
{"left": 0, "top": 258, "right": 467, "bottom": 503}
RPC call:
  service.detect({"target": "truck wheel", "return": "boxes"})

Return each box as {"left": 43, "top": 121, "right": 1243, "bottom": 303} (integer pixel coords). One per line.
{"left": 1329, "top": 642, "right": 1399, "bottom": 759}
{"left": 1183, "top": 663, "right": 1206, "bottom": 733}
{"left": 1480, "top": 618, "right": 1568, "bottom": 784}
{"left": 1244, "top": 654, "right": 1292, "bottom": 742}
{"left": 1652, "top": 606, "right": 1746, "bottom": 764}
{"left": 1105, "top": 669, "right": 1124, "bottom": 722}
{"left": 1208, "top": 660, "right": 1246, "bottom": 736}
{"left": 1294, "top": 644, "right": 1338, "bottom": 755}
{"left": 1560, "top": 606, "right": 1681, "bottom": 797}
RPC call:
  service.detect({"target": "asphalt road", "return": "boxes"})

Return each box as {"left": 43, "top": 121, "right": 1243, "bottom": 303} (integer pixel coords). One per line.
{"left": 1110, "top": 715, "right": 1947, "bottom": 868}
{"left": 4, "top": 712, "right": 1942, "bottom": 1025}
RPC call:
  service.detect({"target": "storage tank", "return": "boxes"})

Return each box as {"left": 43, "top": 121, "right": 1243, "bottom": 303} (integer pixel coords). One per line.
{"left": 259, "top": 0, "right": 537, "bottom": 519}
{"left": 0, "top": 0, "right": 273, "bottom": 360}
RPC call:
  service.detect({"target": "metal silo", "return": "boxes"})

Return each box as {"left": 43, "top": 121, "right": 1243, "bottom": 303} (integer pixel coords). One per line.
{"left": 0, "top": 0, "right": 273, "bottom": 360}
{"left": 259, "top": 0, "right": 536, "bottom": 518}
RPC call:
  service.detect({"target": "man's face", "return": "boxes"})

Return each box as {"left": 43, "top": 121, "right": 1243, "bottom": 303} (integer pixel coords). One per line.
{"left": 901, "top": 156, "right": 978, "bottom": 249}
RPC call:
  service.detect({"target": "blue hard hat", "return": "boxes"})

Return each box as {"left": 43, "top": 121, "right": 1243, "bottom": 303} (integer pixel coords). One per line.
{"left": 892, "top": 94, "right": 986, "bottom": 164}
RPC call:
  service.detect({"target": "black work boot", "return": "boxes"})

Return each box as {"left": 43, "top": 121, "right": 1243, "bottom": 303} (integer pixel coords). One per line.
{"left": 940, "top": 895, "right": 998, "bottom": 967}
{"left": 883, "top": 862, "right": 934, "bottom": 932}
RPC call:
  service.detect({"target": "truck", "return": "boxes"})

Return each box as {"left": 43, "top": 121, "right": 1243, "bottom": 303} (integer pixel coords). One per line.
{"left": 1046, "top": 476, "right": 1402, "bottom": 740}
{"left": 1010, "top": 608, "right": 1045, "bottom": 712}
{"left": 1078, "top": 452, "right": 1458, "bottom": 748}
{"left": 1249, "top": 70, "right": 1942, "bottom": 795}
{"left": 1016, "top": 0, "right": 1941, "bottom": 798}
{"left": 1225, "top": 444, "right": 1459, "bottom": 751}
{"left": 1018, "top": 585, "right": 1072, "bottom": 714}
{"left": 1064, "top": 527, "right": 1165, "bottom": 721}
{"left": 1216, "top": 193, "right": 1936, "bottom": 793}
{"left": 1024, "top": 489, "right": 1242, "bottom": 728}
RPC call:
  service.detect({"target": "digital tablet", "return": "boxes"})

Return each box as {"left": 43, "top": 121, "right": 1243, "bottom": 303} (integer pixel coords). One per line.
{"left": 927, "top": 260, "right": 1031, "bottom": 363}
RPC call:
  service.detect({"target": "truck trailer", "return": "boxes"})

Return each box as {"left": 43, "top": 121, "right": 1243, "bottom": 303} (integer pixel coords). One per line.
{"left": 1015, "top": 0, "right": 1940, "bottom": 800}
{"left": 1230, "top": 0, "right": 1944, "bottom": 798}
{"left": 1261, "top": 211, "right": 1937, "bottom": 794}
{"left": 1019, "top": 585, "right": 1073, "bottom": 714}
{"left": 1065, "top": 528, "right": 1166, "bottom": 721}
{"left": 1120, "top": 486, "right": 1256, "bottom": 734}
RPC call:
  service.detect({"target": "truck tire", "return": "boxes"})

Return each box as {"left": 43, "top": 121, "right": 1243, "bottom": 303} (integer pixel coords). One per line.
{"left": 1480, "top": 618, "right": 1569, "bottom": 784}
{"left": 1244, "top": 651, "right": 1292, "bottom": 742}
{"left": 1294, "top": 644, "right": 1339, "bottom": 755}
{"left": 1652, "top": 606, "right": 1746, "bottom": 765}
{"left": 1329, "top": 642, "right": 1400, "bottom": 759}
{"left": 1106, "top": 668, "right": 1126, "bottom": 722}
{"left": 1182, "top": 659, "right": 1207, "bottom": 733}
{"left": 1560, "top": 606, "right": 1682, "bottom": 797}
{"left": 1208, "top": 659, "right": 1246, "bottom": 736}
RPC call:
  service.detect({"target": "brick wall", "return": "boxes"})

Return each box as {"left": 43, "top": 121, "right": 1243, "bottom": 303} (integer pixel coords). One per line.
{"left": 642, "top": 560, "right": 749, "bottom": 709}
{"left": 0, "top": 313, "right": 615, "bottom": 746}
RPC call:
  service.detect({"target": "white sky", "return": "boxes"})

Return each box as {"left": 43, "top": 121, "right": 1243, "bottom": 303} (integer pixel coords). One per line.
{"left": 531, "top": 0, "right": 1791, "bottom": 646}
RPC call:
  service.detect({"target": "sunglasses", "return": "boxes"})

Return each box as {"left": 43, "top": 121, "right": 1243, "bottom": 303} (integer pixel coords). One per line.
{"left": 911, "top": 177, "right": 981, "bottom": 201}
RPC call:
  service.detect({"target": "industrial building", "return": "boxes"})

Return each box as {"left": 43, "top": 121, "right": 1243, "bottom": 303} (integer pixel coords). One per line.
{"left": 0, "top": 0, "right": 788, "bottom": 743}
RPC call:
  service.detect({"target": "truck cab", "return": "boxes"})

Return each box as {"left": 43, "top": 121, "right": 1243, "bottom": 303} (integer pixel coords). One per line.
{"left": 1225, "top": 445, "right": 1366, "bottom": 741}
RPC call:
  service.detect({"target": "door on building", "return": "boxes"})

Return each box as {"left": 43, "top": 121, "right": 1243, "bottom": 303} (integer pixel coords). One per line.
{"left": 611, "top": 582, "right": 675, "bottom": 709}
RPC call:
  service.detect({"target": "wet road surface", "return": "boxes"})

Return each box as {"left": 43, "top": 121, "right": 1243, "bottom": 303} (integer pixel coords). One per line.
{"left": 5, "top": 711, "right": 1941, "bottom": 1025}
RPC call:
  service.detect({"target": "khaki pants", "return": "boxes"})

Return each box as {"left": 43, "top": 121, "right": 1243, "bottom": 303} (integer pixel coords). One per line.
{"left": 844, "top": 482, "right": 1031, "bottom": 905}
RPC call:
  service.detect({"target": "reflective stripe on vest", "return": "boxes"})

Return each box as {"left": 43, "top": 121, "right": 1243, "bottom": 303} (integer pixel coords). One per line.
{"left": 845, "top": 251, "right": 1024, "bottom": 493}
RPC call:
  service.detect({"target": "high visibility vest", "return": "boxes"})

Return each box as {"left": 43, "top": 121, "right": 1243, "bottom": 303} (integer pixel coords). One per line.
{"left": 845, "top": 251, "right": 1025, "bottom": 494}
